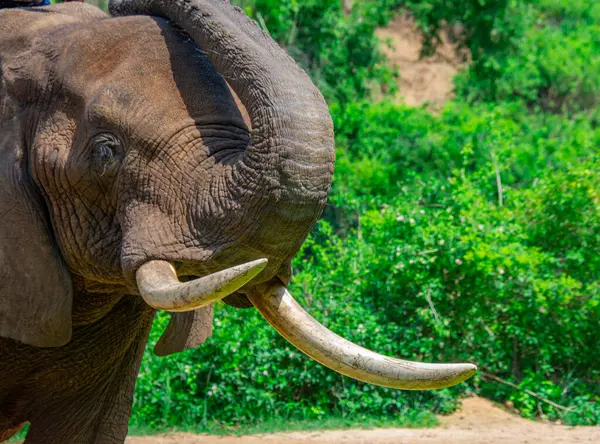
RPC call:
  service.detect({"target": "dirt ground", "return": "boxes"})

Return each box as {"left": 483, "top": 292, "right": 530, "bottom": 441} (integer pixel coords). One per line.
{"left": 127, "top": 397, "right": 599, "bottom": 444}
{"left": 375, "top": 13, "right": 467, "bottom": 108}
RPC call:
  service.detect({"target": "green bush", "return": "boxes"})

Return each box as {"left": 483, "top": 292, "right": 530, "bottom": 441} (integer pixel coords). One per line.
{"left": 454, "top": 1, "right": 600, "bottom": 112}
{"left": 391, "top": 1, "right": 600, "bottom": 112}
{"left": 330, "top": 100, "right": 599, "bottom": 204}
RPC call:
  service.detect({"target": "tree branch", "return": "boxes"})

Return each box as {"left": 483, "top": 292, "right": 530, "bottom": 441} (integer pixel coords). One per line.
{"left": 481, "top": 372, "right": 574, "bottom": 412}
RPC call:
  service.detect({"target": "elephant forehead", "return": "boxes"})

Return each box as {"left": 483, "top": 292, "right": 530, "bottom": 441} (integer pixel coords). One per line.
{"left": 60, "top": 16, "right": 242, "bottom": 130}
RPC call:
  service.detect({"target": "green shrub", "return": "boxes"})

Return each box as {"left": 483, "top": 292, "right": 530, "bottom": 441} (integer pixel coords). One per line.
{"left": 453, "top": 1, "right": 600, "bottom": 112}
{"left": 330, "top": 100, "right": 599, "bottom": 205}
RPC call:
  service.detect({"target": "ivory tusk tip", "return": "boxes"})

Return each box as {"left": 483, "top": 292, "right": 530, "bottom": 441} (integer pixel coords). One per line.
{"left": 456, "top": 363, "right": 478, "bottom": 380}
{"left": 396, "top": 363, "right": 477, "bottom": 390}
{"left": 439, "top": 363, "right": 477, "bottom": 389}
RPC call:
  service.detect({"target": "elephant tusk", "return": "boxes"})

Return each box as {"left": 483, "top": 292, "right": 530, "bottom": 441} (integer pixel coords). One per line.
{"left": 247, "top": 283, "right": 477, "bottom": 390}
{"left": 136, "top": 259, "right": 268, "bottom": 312}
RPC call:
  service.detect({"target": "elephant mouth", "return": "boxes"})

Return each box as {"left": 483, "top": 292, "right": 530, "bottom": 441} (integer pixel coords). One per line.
{"left": 135, "top": 259, "right": 477, "bottom": 390}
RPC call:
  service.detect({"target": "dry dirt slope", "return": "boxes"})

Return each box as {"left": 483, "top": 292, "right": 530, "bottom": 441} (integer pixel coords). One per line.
{"left": 127, "top": 397, "right": 599, "bottom": 444}
{"left": 376, "top": 14, "right": 466, "bottom": 107}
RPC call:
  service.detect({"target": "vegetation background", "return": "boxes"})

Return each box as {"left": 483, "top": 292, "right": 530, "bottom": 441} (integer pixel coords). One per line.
{"left": 56, "top": 0, "right": 600, "bottom": 433}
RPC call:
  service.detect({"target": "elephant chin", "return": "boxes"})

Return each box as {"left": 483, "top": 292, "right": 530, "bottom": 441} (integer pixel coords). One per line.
{"left": 136, "top": 261, "right": 477, "bottom": 390}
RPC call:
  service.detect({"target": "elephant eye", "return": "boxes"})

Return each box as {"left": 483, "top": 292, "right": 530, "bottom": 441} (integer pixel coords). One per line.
{"left": 91, "top": 133, "right": 122, "bottom": 177}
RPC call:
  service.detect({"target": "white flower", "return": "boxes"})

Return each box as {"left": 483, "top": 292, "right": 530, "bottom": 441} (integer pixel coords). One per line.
{"left": 420, "top": 210, "right": 425, "bottom": 214}
{"left": 409, "top": 218, "right": 415, "bottom": 224}
{"left": 439, "top": 240, "right": 445, "bottom": 246}
{"left": 212, "top": 384, "right": 217, "bottom": 391}
{"left": 455, "top": 258, "right": 463, "bottom": 265}
{"left": 396, "top": 215, "right": 405, "bottom": 222}
{"left": 478, "top": 224, "right": 484, "bottom": 230}
{"left": 499, "top": 268, "right": 505, "bottom": 275}
{"left": 263, "top": 370, "right": 268, "bottom": 376}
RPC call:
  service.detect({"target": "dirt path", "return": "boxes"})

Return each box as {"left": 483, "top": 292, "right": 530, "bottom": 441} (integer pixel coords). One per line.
{"left": 127, "top": 398, "right": 599, "bottom": 444}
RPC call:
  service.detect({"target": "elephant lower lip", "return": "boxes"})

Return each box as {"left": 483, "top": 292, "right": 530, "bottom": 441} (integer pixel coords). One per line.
{"left": 179, "top": 275, "right": 199, "bottom": 282}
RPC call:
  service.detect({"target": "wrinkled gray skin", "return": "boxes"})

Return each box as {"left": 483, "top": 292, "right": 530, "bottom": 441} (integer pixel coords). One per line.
{"left": 0, "top": 0, "right": 334, "bottom": 442}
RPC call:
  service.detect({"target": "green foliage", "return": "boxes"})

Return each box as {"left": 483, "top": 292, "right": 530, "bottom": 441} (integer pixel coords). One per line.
{"left": 130, "top": 305, "right": 447, "bottom": 430}
{"left": 331, "top": 100, "right": 599, "bottom": 202}
{"left": 322, "top": 99, "right": 600, "bottom": 422}
{"left": 328, "top": 97, "right": 600, "bottom": 424}
{"left": 396, "top": 0, "right": 515, "bottom": 58}
{"left": 453, "top": 1, "right": 600, "bottom": 112}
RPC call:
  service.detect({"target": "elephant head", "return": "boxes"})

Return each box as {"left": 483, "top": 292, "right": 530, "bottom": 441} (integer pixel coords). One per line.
{"left": 0, "top": 0, "right": 475, "bottom": 390}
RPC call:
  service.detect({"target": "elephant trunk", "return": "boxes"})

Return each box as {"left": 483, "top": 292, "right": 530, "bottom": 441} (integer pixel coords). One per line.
{"left": 109, "top": 0, "right": 335, "bottom": 255}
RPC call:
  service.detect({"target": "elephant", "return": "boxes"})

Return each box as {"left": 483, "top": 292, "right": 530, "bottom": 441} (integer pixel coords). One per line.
{"left": 0, "top": 1, "right": 476, "bottom": 442}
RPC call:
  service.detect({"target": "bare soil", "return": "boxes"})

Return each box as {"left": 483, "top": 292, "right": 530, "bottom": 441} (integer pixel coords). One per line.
{"left": 127, "top": 397, "right": 598, "bottom": 443}
{"left": 375, "top": 14, "right": 467, "bottom": 108}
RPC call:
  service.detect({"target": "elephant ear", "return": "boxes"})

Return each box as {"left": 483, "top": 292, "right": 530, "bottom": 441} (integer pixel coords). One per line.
{"left": 0, "top": 122, "right": 73, "bottom": 347}
{"left": 154, "top": 306, "right": 213, "bottom": 356}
